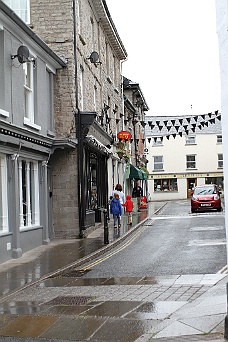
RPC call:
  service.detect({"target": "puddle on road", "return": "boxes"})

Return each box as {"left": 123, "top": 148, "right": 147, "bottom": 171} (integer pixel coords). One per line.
{"left": 40, "top": 275, "right": 158, "bottom": 287}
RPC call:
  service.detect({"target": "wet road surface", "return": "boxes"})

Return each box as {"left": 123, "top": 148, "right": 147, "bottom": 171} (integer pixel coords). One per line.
{"left": 0, "top": 200, "right": 226, "bottom": 341}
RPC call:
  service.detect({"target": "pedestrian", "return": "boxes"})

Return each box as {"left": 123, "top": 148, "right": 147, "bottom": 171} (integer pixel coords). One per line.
{"left": 110, "top": 183, "right": 125, "bottom": 205}
{"left": 110, "top": 193, "right": 122, "bottom": 237}
{"left": 132, "top": 183, "right": 143, "bottom": 211}
{"left": 122, "top": 195, "right": 134, "bottom": 225}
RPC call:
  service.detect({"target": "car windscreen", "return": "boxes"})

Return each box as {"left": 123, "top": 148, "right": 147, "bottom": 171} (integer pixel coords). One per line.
{"left": 194, "top": 187, "right": 215, "bottom": 195}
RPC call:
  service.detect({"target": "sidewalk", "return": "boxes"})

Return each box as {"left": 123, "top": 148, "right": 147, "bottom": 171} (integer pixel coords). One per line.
{"left": 0, "top": 201, "right": 226, "bottom": 341}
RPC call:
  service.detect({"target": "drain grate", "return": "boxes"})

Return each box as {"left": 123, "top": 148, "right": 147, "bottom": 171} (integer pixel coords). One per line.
{"left": 45, "top": 295, "right": 95, "bottom": 306}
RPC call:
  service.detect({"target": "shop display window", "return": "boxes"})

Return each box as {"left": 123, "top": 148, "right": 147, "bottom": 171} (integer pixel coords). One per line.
{"left": 154, "top": 179, "right": 178, "bottom": 192}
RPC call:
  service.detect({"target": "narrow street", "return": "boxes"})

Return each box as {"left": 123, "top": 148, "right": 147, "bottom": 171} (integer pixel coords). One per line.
{"left": 78, "top": 199, "right": 226, "bottom": 278}
{"left": 0, "top": 200, "right": 226, "bottom": 341}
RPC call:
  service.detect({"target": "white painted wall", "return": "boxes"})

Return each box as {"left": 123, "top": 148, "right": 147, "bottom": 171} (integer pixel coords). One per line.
{"left": 146, "top": 134, "right": 222, "bottom": 175}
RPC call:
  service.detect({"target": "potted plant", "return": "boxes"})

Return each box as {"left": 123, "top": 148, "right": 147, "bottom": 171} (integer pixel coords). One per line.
{"left": 114, "top": 141, "right": 131, "bottom": 161}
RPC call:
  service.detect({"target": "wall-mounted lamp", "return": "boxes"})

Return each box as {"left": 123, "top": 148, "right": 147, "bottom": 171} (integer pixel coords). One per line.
{"left": 87, "top": 51, "right": 102, "bottom": 66}
{"left": 11, "top": 45, "right": 36, "bottom": 67}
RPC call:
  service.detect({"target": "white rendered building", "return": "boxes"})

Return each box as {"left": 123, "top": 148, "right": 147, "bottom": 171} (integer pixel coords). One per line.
{"left": 145, "top": 114, "right": 223, "bottom": 201}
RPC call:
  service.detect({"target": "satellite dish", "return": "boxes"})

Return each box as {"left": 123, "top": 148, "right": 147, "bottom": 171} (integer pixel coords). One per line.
{"left": 17, "top": 45, "right": 29, "bottom": 64}
{"left": 89, "top": 51, "right": 100, "bottom": 64}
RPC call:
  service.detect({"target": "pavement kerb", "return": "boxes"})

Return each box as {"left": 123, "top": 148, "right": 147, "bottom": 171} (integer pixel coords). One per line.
{"left": 0, "top": 202, "right": 167, "bottom": 303}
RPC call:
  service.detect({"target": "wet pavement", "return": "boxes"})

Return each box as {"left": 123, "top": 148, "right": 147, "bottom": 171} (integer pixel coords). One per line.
{"left": 0, "top": 201, "right": 227, "bottom": 341}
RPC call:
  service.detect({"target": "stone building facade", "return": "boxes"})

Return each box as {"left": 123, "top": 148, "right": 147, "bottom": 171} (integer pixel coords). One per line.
{"left": 29, "top": 0, "right": 128, "bottom": 237}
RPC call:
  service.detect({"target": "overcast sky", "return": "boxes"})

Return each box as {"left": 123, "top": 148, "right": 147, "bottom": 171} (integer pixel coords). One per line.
{"left": 106, "top": 0, "right": 221, "bottom": 117}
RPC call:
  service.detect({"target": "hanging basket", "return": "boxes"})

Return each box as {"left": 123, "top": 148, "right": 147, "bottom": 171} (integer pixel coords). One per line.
{"left": 117, "top": 151, "right": 124, "bottom": 159}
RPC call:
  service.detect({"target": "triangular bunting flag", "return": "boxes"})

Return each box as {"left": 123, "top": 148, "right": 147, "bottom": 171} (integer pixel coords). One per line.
{"left": 148, "top": 138, "right": 151, "bottom": 143}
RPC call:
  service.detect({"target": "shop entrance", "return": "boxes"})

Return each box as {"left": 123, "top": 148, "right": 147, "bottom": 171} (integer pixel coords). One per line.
{"left": 187, "top": 178, "right": 197, "bottom": 198}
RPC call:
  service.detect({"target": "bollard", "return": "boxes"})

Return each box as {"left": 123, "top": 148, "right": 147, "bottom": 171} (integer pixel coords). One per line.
{"left": 103, "top": 209, "right": 109, "bottom": 244}
{"left": 107, "top": 202, "right": 110, "bottom": 221}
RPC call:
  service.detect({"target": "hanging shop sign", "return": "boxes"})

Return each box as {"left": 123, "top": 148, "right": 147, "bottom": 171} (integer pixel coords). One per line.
{"left": 117, "top": 131, "right": 132, "bottom": 141}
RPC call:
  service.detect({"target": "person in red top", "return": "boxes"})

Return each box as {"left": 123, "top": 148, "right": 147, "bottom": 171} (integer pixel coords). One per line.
{"left": 122, "top": 195, "right": 134, "bottom": 225}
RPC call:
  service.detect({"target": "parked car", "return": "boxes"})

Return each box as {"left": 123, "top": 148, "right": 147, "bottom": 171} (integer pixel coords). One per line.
{"left": 191, "top": 184, "right": 222, "bottom": 213}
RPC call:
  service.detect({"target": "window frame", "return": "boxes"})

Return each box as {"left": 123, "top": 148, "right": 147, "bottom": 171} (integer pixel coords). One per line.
{"left": 186, "top": 154, "right": 196, "bottom": 169}
{"left": 218, "top": 153, "right": 223, "bottom": 168}
{"left": 23, "top": 61, "right": 41, "bottom": 130}
{"left": 153, "top": 137, "right": 163, "bottom": 146}
{"left": 18, "top": 159, "right": 40, "bottom": 230}
{"left": 153, "top": 155, "right": 163, "bottom": 170}
{"left": 0, "top": 155, "right": 9, "bottom": 234}
{"left": 185, "top": 135, "right": 196, "bottom": 145}
{"left": 2, "top": 0, "right": 30, "bottom": 24}
{"left": 154, "top": 178, "right": 178, "bottom": 192}
{"left": 217, "top": 135, "right": 222, "bottom": 144}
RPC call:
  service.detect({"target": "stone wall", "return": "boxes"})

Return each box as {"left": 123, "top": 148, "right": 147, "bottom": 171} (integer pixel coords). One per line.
{"left": 30, "top": 0, "right": 125, "bottom": 237}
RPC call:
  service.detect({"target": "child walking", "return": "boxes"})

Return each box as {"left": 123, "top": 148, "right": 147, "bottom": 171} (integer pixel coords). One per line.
{"left": 122, "top": 195, "right": 134, "bottom": 225}
{"left": 110, "top": 193, "right": 122, "bottom": 237}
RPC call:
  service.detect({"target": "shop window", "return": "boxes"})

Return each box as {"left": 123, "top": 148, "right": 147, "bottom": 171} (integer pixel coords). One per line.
{"left": 19, "top": 160, "right": 40, "bottom": 229}
{"left": 154, "top": 179, "right": 178, "bottom": 192}
{"left": 0, "top": 155, "right": 8, "bottom": 233}
{"left": 205, "top": 177, "right": 224, "bottom": 191}
{"left": 90, "top": 162, "right": 97, "bottom": 209}
{"left": 186, "top": 155, "right": 196, "bottom": 169}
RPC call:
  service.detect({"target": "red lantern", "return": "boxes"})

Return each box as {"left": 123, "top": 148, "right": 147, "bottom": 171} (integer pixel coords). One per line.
{"left": 117, "top": 131, "right": 132, "bottom": 141}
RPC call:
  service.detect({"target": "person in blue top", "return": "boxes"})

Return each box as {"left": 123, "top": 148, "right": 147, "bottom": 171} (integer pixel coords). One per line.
{"left": 110, "top": 193, "right": 122, "bottom": 237}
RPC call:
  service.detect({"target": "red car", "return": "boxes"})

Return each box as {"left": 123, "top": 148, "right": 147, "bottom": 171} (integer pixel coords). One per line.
{"left": 191, "top": 184, "right": 222, "bottom": 213}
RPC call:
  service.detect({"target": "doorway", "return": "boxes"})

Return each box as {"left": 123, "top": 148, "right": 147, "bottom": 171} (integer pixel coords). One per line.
{"left": 187, "top": 178, "right": 197, "bottom": 198}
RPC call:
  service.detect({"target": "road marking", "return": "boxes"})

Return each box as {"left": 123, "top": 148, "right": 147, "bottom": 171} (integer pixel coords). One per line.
{"left": 217, "top": 265, "right": 227, "bottom": 274}
{"left": 188, "top": 239, "right": 226, "bottom": 247}
{"left": 190, "top": 226, "right": 224, "bottom": 231}
{"left": 152, "top": 213, "right": 224, "bottom": 220}
{"left": 77, "top": 226, "right": 147, "bottom": 271}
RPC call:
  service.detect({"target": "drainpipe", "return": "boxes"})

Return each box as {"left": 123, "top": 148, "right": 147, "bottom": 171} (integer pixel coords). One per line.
{"left": 73, "top": 0, "right": 84, "bottom": 237}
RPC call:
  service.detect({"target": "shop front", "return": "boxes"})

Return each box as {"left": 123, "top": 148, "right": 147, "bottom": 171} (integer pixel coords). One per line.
{"left": 83, "top": 136, "right": 111, "bottom": 228}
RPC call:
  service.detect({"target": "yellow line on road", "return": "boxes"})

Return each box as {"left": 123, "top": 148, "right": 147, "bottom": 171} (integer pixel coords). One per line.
{"left": 78, "top": 226, "right": 147, "bottom": 271}
{"left": 217, "top": 265, "right": 227, "bottom": 274}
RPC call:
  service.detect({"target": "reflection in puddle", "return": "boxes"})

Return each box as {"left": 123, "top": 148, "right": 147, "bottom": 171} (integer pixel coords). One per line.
{"left": 41, "top": 276, "right": 158, "bottom": 287}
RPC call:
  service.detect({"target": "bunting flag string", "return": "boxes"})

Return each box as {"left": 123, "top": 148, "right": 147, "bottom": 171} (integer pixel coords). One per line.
{"left": 144, "top": 110, "right": 221, "bottom": 140}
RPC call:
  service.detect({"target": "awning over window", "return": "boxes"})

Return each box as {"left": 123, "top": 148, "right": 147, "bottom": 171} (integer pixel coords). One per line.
{"left": 129, "top": 165, "right": 144, "bottom": 180}
{"left": 141, "top": 169, "right": 148, "bottom": 180}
